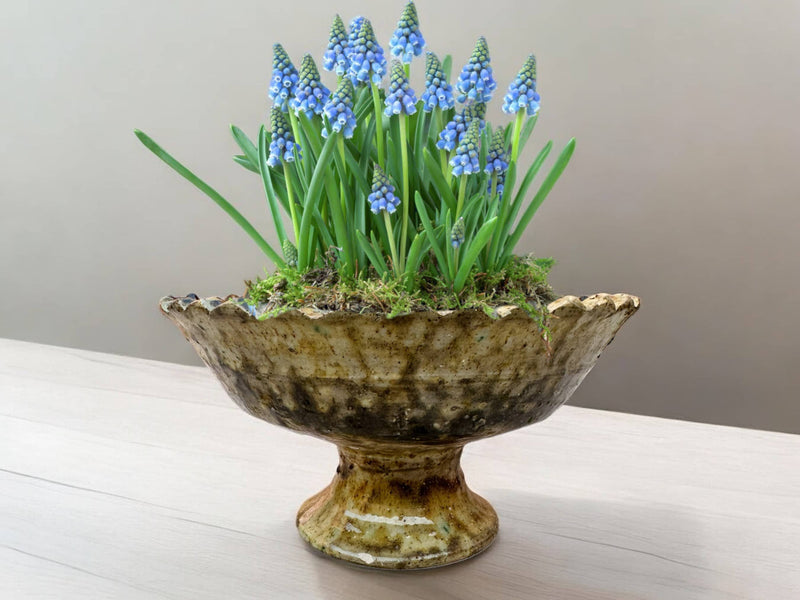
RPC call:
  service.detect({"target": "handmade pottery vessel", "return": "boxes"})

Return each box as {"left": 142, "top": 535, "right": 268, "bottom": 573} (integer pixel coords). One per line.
{"left": 160, "top": 293, "right": 639, "bottom": 569}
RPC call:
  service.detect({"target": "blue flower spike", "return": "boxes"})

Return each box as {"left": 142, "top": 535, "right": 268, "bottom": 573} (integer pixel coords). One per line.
{"left": 268, "top": 43, "right": 299, "bottom": 111}
{"left": 503, "top": 54, "right": 540, "bottom": 116}
{"left": 267, "top": 105, "right": 301, "bottom": 167}
{"left": 323, "top": 14, "right": 350, "bottom": 77}
{"left": 292, "top": 54, "right": 331, "bottom": 117}
{"left": 348, "top": 17, "right": 387, "bottom": 86}
{"left": 450, "top": 119, "right": 481, "bottom": 176}
{"left": 390, "top": 1, "right": 426, "bottom": 64}
{"left": 451, "top": 217, "right": 466, "bottom": 248}
{"left": 322, "top": 78, "right": 357, "bottom": 139}
{"left": 384, "top": 61, "right": 418, "bottom": 117}
{"left": 346, "top": 16, "right": 365, "bottom": 58}
{"left": 455, "top": 36, "right": 497, "bottom": 104}
{"left": 436, "top": 102, "right": 486, "bottom": 151}
{"left": 485, "top": 126, "right": 510, "bottom": 196}
{"left": 421, "top": 51, "right": 455, "bottom": 112}
{"left": 368, "top": 165, "right": 401, "bottom": 214}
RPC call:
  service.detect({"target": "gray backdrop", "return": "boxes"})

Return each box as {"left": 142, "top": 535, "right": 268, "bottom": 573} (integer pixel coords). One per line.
{"left": 2, "top": 1, "right": 798, "bottom": 433}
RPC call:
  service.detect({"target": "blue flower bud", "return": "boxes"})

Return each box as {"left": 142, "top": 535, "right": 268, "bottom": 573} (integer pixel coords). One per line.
{"left": 323, "top": 14, "right": 350, "bottom": 77}
{"left": 267, "top": 105, "right": 301, "bottom": 167}
{"left": 268, "top": 44, "right": 299, "bottom": 112}
{"left": 322, "top": 78, "right": 357, "bottom": 139}
{"left": 384, "top": 61, "right": 418, "bottom": 117}
{"left": 502, "top": 54, "right": 540, "bottom": 116}
{"left": 291, "top": 54, "right": 331, "bottom": 117}
{"left": 455, "top": 37, "right": 497, "bottom": 104}
{"left": 451, "top": 217, "right": 465, "bottom": 248}
{"left": 421, "top": 51, "right": 455, "bottom": 112}
{"left": 436, "top": 102, "right": 486, "bottom": 151}
{"left": 390, "top": 2, "right": 426, "bottom": 64}
{"left": 485, "top": 126, "right": 509, "bottom": 196}
{"left": 367, "top": 165, "right": 400, "bottom": 214}
{"left": 347, "top": 18, "right": 387, "bottom": 86}
{"left": 449, "top": 119, "right": 481, "bottom": 176}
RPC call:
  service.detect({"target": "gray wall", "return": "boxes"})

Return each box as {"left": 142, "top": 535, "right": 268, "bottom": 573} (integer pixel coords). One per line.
{"left": 2, "top": 1, "right": 798, "bottom": 433}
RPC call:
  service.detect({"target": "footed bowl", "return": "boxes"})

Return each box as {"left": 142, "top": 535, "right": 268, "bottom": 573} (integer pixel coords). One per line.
{"left": 160, "top": 293, "right": 639, "bottom": 569}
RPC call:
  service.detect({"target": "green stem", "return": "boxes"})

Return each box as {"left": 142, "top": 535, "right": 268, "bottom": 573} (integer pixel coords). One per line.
{"left": 456, "top": 175, "right": 467, "bottom": 220}
{"left": 370, "top": 82, "right": 385, "bottom": 169}
{"left": 383, "top": 211, "right": 400, "bottom": 276}
{"left": 404, "top": 63, "right": 410, "bottom": 79}
{"left": 511, "top": 108, "right": 526, "bottom": 164}
{"left": 399, "top": 114, "right": 410, "bottom": 271}
{"left": 338, "top": 136, "right": 347, "bottom": 218}
{"left": 283, "top": 162, "right": 301, "bottom": 246}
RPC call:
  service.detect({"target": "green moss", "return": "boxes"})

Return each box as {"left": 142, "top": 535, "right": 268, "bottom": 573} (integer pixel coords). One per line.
{"left": 245, "top": 254, "right": 556, "bottom": 331}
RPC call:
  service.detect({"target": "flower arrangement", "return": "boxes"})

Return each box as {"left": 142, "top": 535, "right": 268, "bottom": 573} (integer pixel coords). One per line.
{"left": 135, "top": 2, "right": 575, "bottom": 319}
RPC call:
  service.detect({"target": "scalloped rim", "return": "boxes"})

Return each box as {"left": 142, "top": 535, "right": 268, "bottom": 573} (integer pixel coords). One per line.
{"left": 159, "top": 293, "right": 640, "bottom": 320}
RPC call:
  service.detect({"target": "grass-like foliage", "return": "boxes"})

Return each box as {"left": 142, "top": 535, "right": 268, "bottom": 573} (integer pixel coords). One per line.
{"left": 135, "top": 3, "right": 575, "bottom": 316}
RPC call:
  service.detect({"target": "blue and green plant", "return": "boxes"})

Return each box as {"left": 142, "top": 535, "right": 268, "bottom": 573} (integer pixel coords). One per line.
{"left": 134, "top": 2, "right": 574, "bottom": 315}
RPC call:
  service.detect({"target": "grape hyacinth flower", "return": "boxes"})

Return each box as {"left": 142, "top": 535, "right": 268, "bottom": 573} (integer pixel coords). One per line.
{"left": 502, "top": 54, "right": 540, "bottom": 116}
{"left": 455, "top": 37, "right": 497, "bottom": 104}
{"left": 451, "top": 217, "right": 465, "bottom": 248}
{"left": 346, "top": 16, "right": 365, "bottom": 58}
{"left": 267, "top": 105, "right": 301, "bottom": 167}
{"left": 291, "top": 54, "right": 330, "bottom": 117}
{"left": 389, "top": 1, "right": 426, "bottom": 64}
{"left": 322, "top": 14, "right": 350, "bottom": 77}
{"left": 367, "top": 165, "right": 400, "bottom": 214}
{"left": 348, "top": 18, "right": 387, "bottom": 85}
{"left": 436, "top": 102, "right": 486, "bottom": 151}
{"left": 282, "top": 239, "right": 298, "bottom": 268}
{"left": 450, "top": 119, "right": 481, "bottom": 176}
{"left": 322, "top": 78, "right": 357, "bottom": 139}
{"left": 485, "top": 126, "right": 510, "bottom": 196}
{"left": 421, "top": 51, "right": 455, "bottom": 112}
{"left": 384, "top": 61, "right": 418, "bottom": 116}
{"left": 268, "top": 44, "right": 299, "bottom": 111}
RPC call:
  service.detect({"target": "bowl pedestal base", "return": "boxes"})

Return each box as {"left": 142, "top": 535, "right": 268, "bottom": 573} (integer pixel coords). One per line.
{"left": 296, "top": 443, "right": 498, "bottom": 569}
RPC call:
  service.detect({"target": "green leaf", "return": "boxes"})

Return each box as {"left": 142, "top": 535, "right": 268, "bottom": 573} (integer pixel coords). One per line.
{"left": 414, "top": 192, "right": 450, "bottom": 281}
{"left": 518, "top": 113, "right": 539, "bottom": 155}
{"left": 356, "top": 230, "right": 388, "bottom": 276}
{"left": 403, "top": 231, "right": 429, "bottom": 290}
{"left": 258, "top": 126, "right": 288, "bottom": 247}
{"left": 233, "top": 155, "right": 259, "bottom": 174}
{"left": 422, "top": 148, "right": 457, "bottom": 216}
{"left": 453, "top": 216, "right": 499, "bottom": 292}
{"left": 442, "top": 54, "right": 453, "bottom": 80}
{"left": 297, "top": 131, "right": 338, "bottom": 270}
{"left": 230, "top": 125, "right": 260, "bottom": 166}
{"left": 134, "top": 129, "right": 285, "bottom": 268}
{"left": 502, "top": 138, "right": 576, "bottom": 264}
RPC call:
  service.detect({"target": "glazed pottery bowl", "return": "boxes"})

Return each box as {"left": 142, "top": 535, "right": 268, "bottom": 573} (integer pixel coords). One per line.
{"left": 161, "top": 293, "right": 639, "bottom": 569}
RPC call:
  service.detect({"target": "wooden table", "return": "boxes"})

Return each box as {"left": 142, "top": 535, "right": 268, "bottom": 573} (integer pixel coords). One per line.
{"left": 1, "top": 338, "right": 798, "bottom": 599}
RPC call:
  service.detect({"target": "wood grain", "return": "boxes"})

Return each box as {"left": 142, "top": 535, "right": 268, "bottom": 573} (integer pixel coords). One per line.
{"left": 1, "top": 338, "right": 798, "bottom": 599}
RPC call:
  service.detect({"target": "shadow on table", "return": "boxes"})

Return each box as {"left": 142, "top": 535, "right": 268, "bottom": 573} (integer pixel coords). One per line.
{"left": 281, "top": 490, "right": 710, "bottom": 600}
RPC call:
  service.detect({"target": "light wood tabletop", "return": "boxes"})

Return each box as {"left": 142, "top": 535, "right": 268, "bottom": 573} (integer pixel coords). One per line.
{"left": 1, "top": 337, "right": 798, "bottom": 599}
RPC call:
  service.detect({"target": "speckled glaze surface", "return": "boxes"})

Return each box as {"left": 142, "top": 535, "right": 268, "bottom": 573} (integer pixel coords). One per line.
{"left": 160, "top": 293, "right": 639, "bottom": 569}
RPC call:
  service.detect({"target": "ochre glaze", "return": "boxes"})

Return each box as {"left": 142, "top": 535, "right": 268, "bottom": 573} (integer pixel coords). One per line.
{"left": 160, "top": 293, "right": 640, "bottom": 569}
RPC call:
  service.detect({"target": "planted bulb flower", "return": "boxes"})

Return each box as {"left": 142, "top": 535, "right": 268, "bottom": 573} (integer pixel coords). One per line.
{"left": 269, "top": 44, "right": 299, "bottom": 111}
{"left": 502, "top": 54, "right": 540, "bottom": 116}
{"left": 292, "top": 54, "right": 331, "bottom": 117}
{"left": 455, "top": 37, "right": 497, "bottom": 104}
{"left": 421, "top": 51, "right": 455, "bottom": 112}
{"left": 390, "top": 1, "right": 426, "bottom": 64}
{"left": 267, "top": 105, "right": 301, "bottom": 167}
{"left": 384, "top": 61, "right": 418, "bottom": 116}
{"left": 450, "top": 119, "right": 481, "bottom": 176}
{"left": 322, "top": 78, "right": 357, "bottom": 138}
{"left": 367, "top": 165, "right": 400, "bottom": 214}
{"left": 322, "top": 14, "right": 350, "bottom": 77}
{"left": 348, "top": 18, "right": 387, "bottom": 85}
